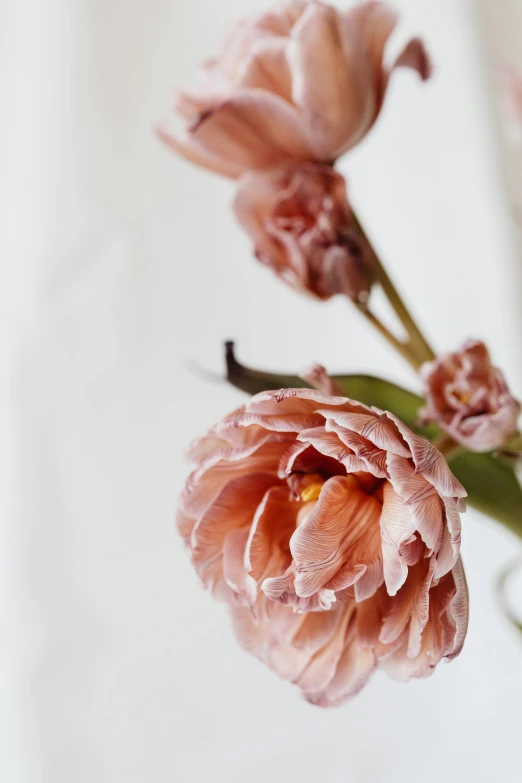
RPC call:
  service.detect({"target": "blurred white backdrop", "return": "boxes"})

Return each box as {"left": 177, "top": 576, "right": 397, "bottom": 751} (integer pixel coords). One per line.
{"left": 2, "top": 1, "right": 522, "bottom": 781}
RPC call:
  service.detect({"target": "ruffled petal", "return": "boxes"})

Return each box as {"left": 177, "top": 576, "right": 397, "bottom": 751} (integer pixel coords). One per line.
{"left": 326, "top": 424, "right": 389, "bottom": 478}
{"left": 223, "top": 527, "right": 252, "bottom": 597}
{"left": 307, "top": 618, "right": 377, "bottom": 707}
{"left": 445, "top": 556, "right": 469, "bottom": 660}
{"left": 296, "top": 427, "right": 368, "bottom": 473}
{"left": 296, "top": 600, "right": 355, "bottom": 697}
{"left": 385, "top": 412, "right": 467, "bottom": 499}
{"left": 181, "top": 440, "right": 287, "bottom": 520}
{"left": 191, "top": 473, "right": 276, "bottom": 591}
{"left": 245, "top": 486, "right": 297, "bottom": 582}
{"left": 434, "top": 497, "right": 462, "bottom": 578}
{"left": 291, "top": 475, "right": 382, "bottom": 599}
{"left": 379, "top": 481, "right": 416, "bottom": 596}
{"left": 322, "top": 410, "right": 411, "bottom": 458}
{"left": 263, "top": 566, "right": 337, "bottom": 612}
{"left": 387, "top": 453, "right": 445, "bottom": 554}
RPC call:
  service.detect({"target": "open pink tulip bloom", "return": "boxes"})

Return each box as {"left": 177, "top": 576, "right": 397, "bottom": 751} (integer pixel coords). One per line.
{"left": 177, "top": 389, "right": 468, "bottom": 706}
{"left": 159, "top": 0, "right": 432, "bottom": 178}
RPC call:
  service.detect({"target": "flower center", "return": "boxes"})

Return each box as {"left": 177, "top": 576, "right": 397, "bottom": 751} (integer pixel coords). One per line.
{"left": 299, "top": 474, "right": 325, "bottom": 502}
{"left": 300, "top": 481, "right": 324, "bottom": 503}
{"left": 455, "top": 390, "right": 472, "bottom": 405}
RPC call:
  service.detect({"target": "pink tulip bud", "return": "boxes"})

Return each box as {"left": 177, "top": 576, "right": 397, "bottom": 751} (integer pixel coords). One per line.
{"left": 420, "top": 340, "right": 520, "bottom": 452}
{"left": 234, "top": 161, "right": 374, "bottom": 301}
{"left": 158, "top": 1, "right": 432, "bottom": 177}
{"left": 177, "top": 388, "right": 468, "bottom": 706}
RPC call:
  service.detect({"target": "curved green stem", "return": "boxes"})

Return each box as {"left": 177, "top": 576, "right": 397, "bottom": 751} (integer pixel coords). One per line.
{"left": 353, "top": 212, "right": 436, "bottom": 369}
{"left": 355, "top": 303, "right": 421, "bottom": 370}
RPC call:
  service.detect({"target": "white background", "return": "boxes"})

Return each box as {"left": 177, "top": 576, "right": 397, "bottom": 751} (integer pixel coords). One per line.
{"left": 2, "top": 1, "right": 522, "bottom": 781}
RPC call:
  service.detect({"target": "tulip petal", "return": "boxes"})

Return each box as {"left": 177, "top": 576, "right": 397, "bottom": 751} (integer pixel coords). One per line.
{"left": 387, "top": 413, "right": 467, "bottom": 498}
{"left": 379, "top": 481, "right": 416, "bottom": 595}
{"left": 326, "top": 424, "right": 389, "bottom": 478}
{"left": 182, "top": 441, "right": 287, "bottom": 520}
{"left": 223, "top": 527, "right": 252, "bottom": 596}
{"left": 297, "top": 602, "right": 354, "bottom": 696}
{"left": 238, "top": 40, "right": 293, "bottom": 101}
{"left": 289, "top": 2, "right": 375, "bottom": 158}
{"left": 406, "top": 558, "right": 436, "bottom": 658}
{"left": 387, "top": 453, "right": 444, "bottom": 553}
{"left": 322, "top": 410, "right": 411, "bottom": 458}
{"left": 278, "top": 441, "right": 345, "bottom": 483}
{"left": 342, "top": 1, "right": 397, "bottom": 59}
{"left": 267, "top": 604, "right": 340, "bottom": 683}
{"left": 353, "top": 558, "right": 384, "bottom": 602}
{"left": 308, "top": 630, "right": 377, "bottom": 707}
{"left": 296, "top": 427, "right": 368, "bottom": 474}
{"left": 291, "top": 475, "right": 382, "bottom": 599}
{"left": 245, "top": 486, "right": 297, "bottom": 582}
{"left": 191, "top": 473, "right": 276, "bottom": 590}
{"left": 341, "top": 1, "right": 397, "bottom": 93}
{"left": 355, "top": 591, "right": 384, "bottom": 647}
{"left": 189, "top": 89, "right": 314, "bottom": 172}
{"left": 186, "top": 424, "right": 285, "bottom": 465}
{"left": 156, "top": 125, "right": 243, "bottom": 179}
{"left": 393, "top": 37, "right": 432, "bottom": 81}
{"left": 262, "top": 567, "right": 337, "bottom": 613}
{"left": 434, "top": 497, "right": 462, "bottom": 578}
{"left": 445, "top": 556, "right": 469, "bottom": 660}
{"left": 176, "top": 508, "right": 196, "bottom": 545}
{"left": 248, "top": 387, "right": 356, "bottom": 412}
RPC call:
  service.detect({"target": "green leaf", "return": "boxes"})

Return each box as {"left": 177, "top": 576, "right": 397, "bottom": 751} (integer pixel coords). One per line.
{"left": 225, "top": 342, "right": 522, "bottom": 538}
{"left": 449, "top": 451, "right": 522, "bottom": 537}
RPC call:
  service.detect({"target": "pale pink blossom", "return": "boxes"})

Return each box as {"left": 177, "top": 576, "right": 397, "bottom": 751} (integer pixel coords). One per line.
{"left": 420, "top": 340, "right": 520, "bottom": 453}
{"left": 234, "top": 162, "right": 373, "bottom": 301}
{"left": 177, "top": 388, "right": 468, "bottom": 706}
{"left": 159, "top": 1, "right": 432, "bottom": 177}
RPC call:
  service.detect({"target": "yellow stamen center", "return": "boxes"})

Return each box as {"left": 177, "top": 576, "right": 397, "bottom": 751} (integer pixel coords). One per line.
{"left": 300, "top": 481, "right": 324, "bottom": 503}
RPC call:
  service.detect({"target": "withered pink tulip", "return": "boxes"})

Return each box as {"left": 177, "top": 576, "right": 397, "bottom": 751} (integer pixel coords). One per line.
{"left": 159, "top": 1, "right": 432, "bottom": 177}
{"left": 177, "top": 388, "right": 468, "bottom": 706}
{"left": 234, "top": 162, "right": 373, "bottom": 301}
{"left": 420, "top": 340, "right": 520, "bottom": 453}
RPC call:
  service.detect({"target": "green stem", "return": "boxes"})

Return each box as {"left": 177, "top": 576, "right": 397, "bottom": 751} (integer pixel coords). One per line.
{"left": 353, "top": 213, "right": 436, "bottom": 369}
{"left": 356, "top": 303, "right": 420, "bottom": 370}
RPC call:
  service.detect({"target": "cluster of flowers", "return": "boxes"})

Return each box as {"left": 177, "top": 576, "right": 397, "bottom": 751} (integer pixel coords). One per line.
{"left": 160, "top": 1, "right": 520, "bottom": 705}
{"left": 160, "top": 0, "right": 430, "bottom": 302}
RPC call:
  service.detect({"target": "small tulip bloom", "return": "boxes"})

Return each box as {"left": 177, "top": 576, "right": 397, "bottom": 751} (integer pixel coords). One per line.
{"left": 234, "top": 162, "right": 374, "bottom": 301}
{"left": 158, "top": 1, "right": 432, "bottom": 177}
{"left": 420, "top": 340, "right": 520, "bottom": 453}
{"left": 177, "top": 389, "right": 468, "bottom": 706}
